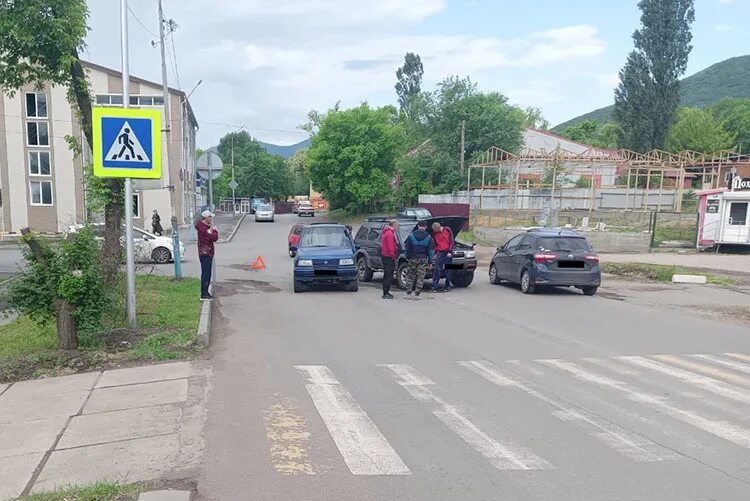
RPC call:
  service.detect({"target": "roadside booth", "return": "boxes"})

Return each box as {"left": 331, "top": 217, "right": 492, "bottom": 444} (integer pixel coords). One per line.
{"left": 695, "top": 176, "right": 750, "bottom": 249}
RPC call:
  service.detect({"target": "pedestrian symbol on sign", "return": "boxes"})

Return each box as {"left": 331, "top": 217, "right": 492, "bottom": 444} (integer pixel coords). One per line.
{"left": 105, "top": 120, "right": 150, "bottom": 163}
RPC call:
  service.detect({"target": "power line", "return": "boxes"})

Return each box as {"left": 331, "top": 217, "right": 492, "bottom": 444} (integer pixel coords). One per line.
{"left": 128, "top": 6, "right": 158, "bottom": 38}
{"left": 199, "top": 121, "right": 311, "bottom": 135}
{"left": 168, "top": 30, "right": 182, "bottom": 91}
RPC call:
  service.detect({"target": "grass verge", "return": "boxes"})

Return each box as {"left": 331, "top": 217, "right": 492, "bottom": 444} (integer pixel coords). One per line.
{"left": 16, "top": 481, "right": 144, "bottom": 501}
{"left": 0, "top": 274, "right": 202, "bottom": 383}
{"left": 602, "top": 262, "right": 737, "bottom": 286}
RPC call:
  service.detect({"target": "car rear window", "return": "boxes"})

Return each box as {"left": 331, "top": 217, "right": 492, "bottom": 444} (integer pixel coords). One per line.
{"left": 538, "top": 237, "right": 591, "bottom": 252}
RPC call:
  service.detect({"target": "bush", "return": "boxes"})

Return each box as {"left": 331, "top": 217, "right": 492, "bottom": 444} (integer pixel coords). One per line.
{"left": 8, "top": 226, "right": 112, "bottom": 348}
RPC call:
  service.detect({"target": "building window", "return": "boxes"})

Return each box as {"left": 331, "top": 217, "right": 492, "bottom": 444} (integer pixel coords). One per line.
{"left": 29, "top": 151, "right": 52, "bottom": 176}
{"left": 729, "top": 202, "right": 748, "bottom": 226}
{"left": 132, "top": 193, "right": 140, "bottom": 218}
{"left": 25, "top": 93, "right": 48, "bottom": 118}
{"left": 95, "top": 94, "right": 163, "bottom": 107}
{"left": 30, "top": 180, "right": 53, "bottom": 206}
{"left": 27, "top": 122, "right": 50, "bottom": 146}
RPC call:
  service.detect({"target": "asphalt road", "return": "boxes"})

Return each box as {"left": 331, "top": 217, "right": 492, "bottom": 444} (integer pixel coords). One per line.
{"left": 186, "top": 215, "right": 748, "bottom": 499}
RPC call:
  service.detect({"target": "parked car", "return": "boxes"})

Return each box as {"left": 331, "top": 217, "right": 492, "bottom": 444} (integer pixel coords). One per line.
{"left": 397, "top": 207, "right": 432, "bottom": 219}
{"left": 251, "top": 197, "right": 265, "bottom": 214}
{"left": 255, "top": 204, "right": 275, "bottom": 222}
{"left": 489, "top": 228, "right": 601, "bottom": 295}
{"left": 69, "top": 223, "right": 186, "bottom": 264}
{"left": 293, "top": 223, "right": 358, "bottom": 293}
{"left": 288, "top": 223, "right": 306, "bottom": 257}
{"left": 297, "top": 201, "right": 315, "bottom": 217}
{"left": 354, "top": 216, "right": 478, "bottom": 289}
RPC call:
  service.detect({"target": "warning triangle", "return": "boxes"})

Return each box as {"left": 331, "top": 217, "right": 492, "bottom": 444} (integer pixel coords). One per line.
{"left": 105, "top": 121, "right": 150, "bottom": 163}
{"left": 250, "top": 256, "right": 267, "bottom": 270}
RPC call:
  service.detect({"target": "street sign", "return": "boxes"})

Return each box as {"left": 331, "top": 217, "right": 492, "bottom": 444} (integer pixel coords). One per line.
{"left": 228, "top": 180, "right": 239, "bottom": 191}
{"left": 196, "top": 151, "right": 223, "bottom": 180}
{"left": 92, "top": 107, "right": 162, "bottom": 179}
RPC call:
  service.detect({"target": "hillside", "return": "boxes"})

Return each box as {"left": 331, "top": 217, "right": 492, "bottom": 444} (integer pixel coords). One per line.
{"left": 257, "top": 138, "right": 311, "bottom": 159}
{"left": 552, "top": 55, "right": 750, "bottom": 132}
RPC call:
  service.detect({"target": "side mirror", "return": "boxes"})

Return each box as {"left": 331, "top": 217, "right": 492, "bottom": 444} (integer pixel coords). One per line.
{"left": 471, "top": 243, "right": 477, "bottom": 249}
{"left": 497, "top": 245, "right": 506, "bottom": 252}
{"left": 345, "top": 225, "right": 353, "bottom": 232}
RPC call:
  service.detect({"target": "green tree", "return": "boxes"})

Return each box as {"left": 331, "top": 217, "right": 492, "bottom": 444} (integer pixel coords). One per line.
{"left": 711, "top": 98, "right": 750, "bottom": 153}
{"left": 307, "top": 104, "right": 406, "bottom": 211}
{"left": 215, "top": 132, "right": 292, "bottom": 200}
{"left": 667, "top": 107, "right": 735, "bottom": 153}
{"left": 614, "top": 0, "right": 695, "bottom": 151}
{"left": 563, "top": 120, "right": 599, "bottom": 144}
{"left": 395, "top": 52, "right": 424, "bottom": 118}
{"left": 0, "top": 0, "right": 123, "bottom": 283}
{"left": 522, "top": 107, "right": 550, "bottom": 130}
{"left": 287, "top": 149, "right": 310, "bottom": 195}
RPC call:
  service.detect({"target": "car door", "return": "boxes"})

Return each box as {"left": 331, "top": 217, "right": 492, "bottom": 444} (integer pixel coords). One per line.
{"left": 496, "top": 234, "right": 524, "bottom": 279}
{"left": 367, "top": 224, "right": 385, "bottom": 269}
{"left": 511, "top": 235, "right": 536, "bottom": 279}
{"left": 132, "top": 228, "right": 152, "bottom": 262}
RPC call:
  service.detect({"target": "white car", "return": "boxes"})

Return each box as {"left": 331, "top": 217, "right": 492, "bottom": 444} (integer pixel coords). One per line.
{"left": 69, "top": 223, "right": 186, "bottom": 264}
{"left": 255, "top": 204, "right": 275, "bottom": 222}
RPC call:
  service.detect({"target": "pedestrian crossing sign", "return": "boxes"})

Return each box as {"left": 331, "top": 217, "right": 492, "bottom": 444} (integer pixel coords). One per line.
{"left": 92, "top": 107, "right": 162, "bottom": 179}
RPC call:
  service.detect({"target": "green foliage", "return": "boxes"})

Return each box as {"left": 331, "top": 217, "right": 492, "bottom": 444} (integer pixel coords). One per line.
{"left": 395, "top": 52, "right": 424, "bottom": 118}
{"left": 711, "top": 98, "right": 750, "bottom": 153}
{"left": 563, "top": 120, "right": 599, "bottom": 144}
{"left": 16, "top": 481, "right": 144, "bottom": 501}
{"left": 214, "top": 131, "right": 292, "bottom": 200}
{"left": 8, "top": 227, "right": 110, "bottom": 343}
{"left": 397, "top": 150, "right": 461, "bottom": 205}
{"left": 307, "top": 103, "right": 406, "bottom": 211}
{"left": 521, "top": 107, "right": 549, "bottom": 130}
{"left": 667, "top": 107, "right": 736, "bottom": 153}
{"left": 287, "top": 149, "right": 310, "bottom": 195}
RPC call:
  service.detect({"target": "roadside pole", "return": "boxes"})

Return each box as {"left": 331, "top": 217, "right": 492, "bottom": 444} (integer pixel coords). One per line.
{"left": 208, "top": 154, "right": 216, "bottom": 290}
{"left": 158, "top": 0, "right": 182, "bottom": 279}
{"left": 121, "top": 0, "right": 136, "bottom": 330}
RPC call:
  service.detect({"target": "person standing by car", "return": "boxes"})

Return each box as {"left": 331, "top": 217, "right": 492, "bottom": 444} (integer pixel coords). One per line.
{"left": 380, "top": 219, "right": 399, "bottom": 299}
{"left": 151, "top": 209, "right": 163, "bottom": 236}
{"left": 405, "top": 221, "right": 431, "bottom": 296}
{"left": 431, "top": 221, "right": 454, "bottom": 292}
{"left": 196, "top": 210, "right": 219, "bottom": 300}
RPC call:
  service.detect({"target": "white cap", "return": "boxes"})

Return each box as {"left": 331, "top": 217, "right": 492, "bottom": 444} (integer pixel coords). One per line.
{"left": 201, "top": 210, "right": 214, "bottom": 218}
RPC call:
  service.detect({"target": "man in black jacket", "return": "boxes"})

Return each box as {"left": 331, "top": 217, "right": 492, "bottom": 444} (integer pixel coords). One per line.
{"left": 404, "top": 221, "right": 432, "bottom": 296}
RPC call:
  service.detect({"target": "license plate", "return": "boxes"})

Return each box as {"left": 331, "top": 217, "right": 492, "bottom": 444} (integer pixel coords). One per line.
{"left": 314, "top": 269, "right": 337, "bottom": 276}
{"left": 558, "top": 261, "right": 585, "bottom": 269}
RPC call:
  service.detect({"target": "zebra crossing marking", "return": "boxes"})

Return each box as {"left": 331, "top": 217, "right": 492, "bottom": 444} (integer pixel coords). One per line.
{"left": 652, "top": 354, "right": 750, "bottom": 388}
{"left": 295, "top": 365, "right": 410, "bottom": 476}
{"left": 381, "top": 364, "right": 553, "bottom": 471}
{"left": 725, "top": 353, "right": 750, "bottom": 363}
{"left": 538, "top": 359, "right": 750, "bottom": 449}
{"left": 459, "top": 360, "right": 678, "bottom": 462}
{"left": 691, "top": 354, "right": 750, "bottom": 375}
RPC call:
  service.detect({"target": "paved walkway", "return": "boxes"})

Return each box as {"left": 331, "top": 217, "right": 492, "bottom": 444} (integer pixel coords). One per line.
{"left": 0, "top": 362, "right": 208, "bottom": 500}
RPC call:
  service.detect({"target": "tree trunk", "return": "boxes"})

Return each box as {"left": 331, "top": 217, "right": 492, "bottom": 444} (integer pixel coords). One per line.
{"left": 55, "top": 299, "right": 78, "bottom": 350}
{"left": 71, "top": 51, "right": 123, "bottom": 286}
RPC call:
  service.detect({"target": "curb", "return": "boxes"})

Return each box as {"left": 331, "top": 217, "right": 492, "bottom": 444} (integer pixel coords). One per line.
{"left": 197, "top": 299, "right": 213, "bottom": 347}
{"left": 139, "top": 490, "right": 192, "bottom": 500}
{"left": 221, "top": 213, "right": 246, "bottom": 243}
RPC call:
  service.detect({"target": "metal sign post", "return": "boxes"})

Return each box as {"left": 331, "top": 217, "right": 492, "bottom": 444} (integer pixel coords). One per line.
{"left": 196, "top": 151, "right": 223, "bottom": 212}
{"left": 121, "top": 0, "right": 136, "bottom": 330}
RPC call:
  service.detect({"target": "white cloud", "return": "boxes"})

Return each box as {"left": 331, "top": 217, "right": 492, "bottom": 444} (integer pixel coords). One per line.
{"left": 715, "top": 24, "right": 734, "bottom": 32}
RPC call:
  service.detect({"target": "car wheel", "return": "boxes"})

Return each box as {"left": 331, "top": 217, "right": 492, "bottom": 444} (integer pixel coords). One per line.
{"left": 346, "top": 280, "right": 359, "bottom": 292}
{"left": 357, "top": 256, "right": 373, "bottom": 282}
{"left": 397, "top": 262, "right": 409, "bottom": 290}
{"left": 294, "top": 280, "right": 305, "bottom": 293}
{"left": 151, "top": 247, "right": 171, "bottom": 264}
{"left": 489, "top": 264, "right": 502, "bottom": 285}
{"left": 289, "top": 249, "right": 296, "bottom": 258}
{"left": 520, "top": 269, "right": 535, "bottom": 294}
{"left": 582, "top": 286, "right": 598, "bottom": 296}
{"left": 451, "top": 271, "right": 474, "bottom": 288}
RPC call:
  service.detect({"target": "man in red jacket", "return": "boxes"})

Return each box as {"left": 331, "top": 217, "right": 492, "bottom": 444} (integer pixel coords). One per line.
{"left": 431, "top": 221, "right": 454, "bottom": 292}
{"left": 196, "top": 210, "right": 219, "bottom": 299}
{"left": 380, "top": 219, "right": 399, "bottom": 299}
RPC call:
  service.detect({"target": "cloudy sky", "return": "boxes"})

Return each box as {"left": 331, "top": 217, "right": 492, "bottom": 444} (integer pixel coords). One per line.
{"left": 84, "top": 0, "right": 749, "bottom": 148}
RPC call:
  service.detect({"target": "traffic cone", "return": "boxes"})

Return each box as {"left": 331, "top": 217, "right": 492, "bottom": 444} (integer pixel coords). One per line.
{"left": 250, "top": 256, "right": 267, "bottom": 270}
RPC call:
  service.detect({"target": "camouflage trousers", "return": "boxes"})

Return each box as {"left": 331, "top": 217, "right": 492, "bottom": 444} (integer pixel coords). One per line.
{"left": 406, "top": 258, "right": 429, "bottom": 292}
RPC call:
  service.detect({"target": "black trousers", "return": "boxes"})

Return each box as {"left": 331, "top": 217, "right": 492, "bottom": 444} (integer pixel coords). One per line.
{"left": 382, "top": 257, "right": 395, "bottom": 294}
{"left": 200, "top": 255, "right": 213, "bottom": 296}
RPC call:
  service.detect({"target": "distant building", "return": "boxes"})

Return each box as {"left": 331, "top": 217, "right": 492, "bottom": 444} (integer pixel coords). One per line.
{"left": 0, "top": 61, "right": 198, "bottom": 234}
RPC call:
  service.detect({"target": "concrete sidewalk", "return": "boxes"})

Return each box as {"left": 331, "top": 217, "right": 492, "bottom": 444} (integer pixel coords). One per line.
{"left": 599, "top": 252, "right": 750, "bottom": 274}
{"left": 0, "top": 362, "right": 209, "bottom": 500}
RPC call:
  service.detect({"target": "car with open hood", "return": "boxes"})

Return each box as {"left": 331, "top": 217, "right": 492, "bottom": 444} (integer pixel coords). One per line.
{"left": 293, "top": 223, "right": 358, "bottom": 293}
{"left": 354, "top": 216, "right": 478, "bottom": 289}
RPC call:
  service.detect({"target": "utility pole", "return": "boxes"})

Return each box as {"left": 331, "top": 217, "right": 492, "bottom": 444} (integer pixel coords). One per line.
{"left": 158, "top": 0, "right": 182, "bottom": 278}
{"left": 121, "top": 0, "right": 136, "bottom": 330}
{"left": 460, "top": 119, "right": 466, "bottom": 178}
{"left": 231, "top": 133, "right": 236, "bottom": 218}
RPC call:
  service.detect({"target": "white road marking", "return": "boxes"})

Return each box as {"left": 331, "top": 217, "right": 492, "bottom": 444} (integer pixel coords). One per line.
{"left": 460, "top": 360, "right": 677, "bottom": 462}
{"left": 507, "top": 360, "right": 545, "bottom": 376}
{"left": 691, "top": 354, "right": 750, "bottom": 375}
{"left": 617, "top": 356, "right": 750, "bottom": 404}
{"left": 295, "top": 365, "right": 410, "bottom": 476}
{"left": 538, "top": 359, "right": 750, "bottom": 449}
{"left": 653, "top": 355, "right": 750, "bottom": 388}
{"left": 380, "top": 364, "right": 552, "bottom": 471}
{"left": 584, "top": 357, "right": 642, "bottom": 376}
{"left": 724, "top": 353, "right": 750, "bottom": 364}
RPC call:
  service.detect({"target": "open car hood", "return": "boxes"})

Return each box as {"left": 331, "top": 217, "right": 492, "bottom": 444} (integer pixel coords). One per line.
{"left": 409, "top": 216, "right": 467, "bottom": 237}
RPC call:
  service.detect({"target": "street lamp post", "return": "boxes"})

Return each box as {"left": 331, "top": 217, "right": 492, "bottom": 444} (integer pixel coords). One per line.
{"left": 230, "top": 125, "right": 245, "bottom": 217}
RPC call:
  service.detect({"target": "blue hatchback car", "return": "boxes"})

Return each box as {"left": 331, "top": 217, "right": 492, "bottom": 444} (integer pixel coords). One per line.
{"left": 293, "top": 223, "right": 358, "bottom": 293}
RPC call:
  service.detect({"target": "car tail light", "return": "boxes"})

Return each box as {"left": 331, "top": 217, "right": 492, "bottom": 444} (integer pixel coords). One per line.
{"left": 584, "top": 255, "right": 599, "bottom": 263}
{"left": 533, "top": 253, "right": 557, "bottom": 263}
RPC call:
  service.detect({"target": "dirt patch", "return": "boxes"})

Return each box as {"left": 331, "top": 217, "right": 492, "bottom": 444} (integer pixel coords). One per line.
{"left": 688, "top": 305, "right": 750, "bottom": 325}
{"left": 215, "top": 278, "right": 281, "bottom": 295}
{"left": 597, "top": 291, "right": 627, "bottom": 301}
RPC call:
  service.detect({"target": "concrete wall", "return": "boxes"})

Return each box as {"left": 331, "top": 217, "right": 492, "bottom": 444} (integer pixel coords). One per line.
{"left": 474, "top": 227, "right": 652, "bottom": 253}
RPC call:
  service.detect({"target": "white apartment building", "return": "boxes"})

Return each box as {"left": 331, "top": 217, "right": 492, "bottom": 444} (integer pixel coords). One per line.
{"left": 0, "top": 61, "right": 198, "bottom": 234}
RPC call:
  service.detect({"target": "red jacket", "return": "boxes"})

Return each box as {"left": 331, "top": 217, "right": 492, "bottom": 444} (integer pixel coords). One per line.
{"left": 381, "top": 226, "right": 398, "bottom": 259}
{"left": 433, "top": 227, "right": 453, "bottom": 252}
{"left": 196, "top": 221, "right": 219, "bottom": 257}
